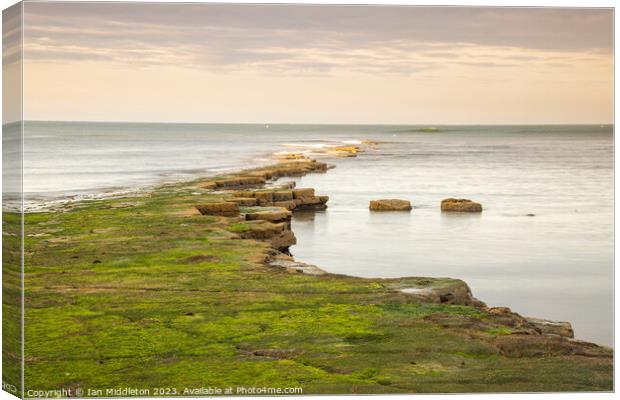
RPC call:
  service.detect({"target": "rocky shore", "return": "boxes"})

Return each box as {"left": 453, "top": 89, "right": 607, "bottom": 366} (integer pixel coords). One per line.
{"left": 12, "top": 145, "right": 612, "bottom": 394}
{"left": 192, "top": 156, "right": 596, "bottom": 347}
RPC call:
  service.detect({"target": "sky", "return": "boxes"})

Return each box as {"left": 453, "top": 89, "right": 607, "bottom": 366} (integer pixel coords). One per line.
{"left": 5, "top": 2, "right": 615, "bottom": 124}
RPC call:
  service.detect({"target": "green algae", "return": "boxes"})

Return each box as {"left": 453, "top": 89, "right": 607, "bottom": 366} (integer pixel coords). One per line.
{"left": 2, "top": 177, "right": 612, "bottom": 395}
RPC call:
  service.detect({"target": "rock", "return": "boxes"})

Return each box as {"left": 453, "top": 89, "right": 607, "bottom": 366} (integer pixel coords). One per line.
{"left": 237, "top": 221, "right": 296, "bottom": 252}
{"left": 487, "top": 307, "right": 512, "bottom": 316}
{"left": 227, "top": 197, "right": 258, "bottom": 206}
{"left": 232, "top": 191, "right": 254, "bottom": 198}
{"left": 195, "top": 202, "right": 239, "bottom": 217}
{"left": 273, "top": 190, "right": 294, "bottom": 201}
{"left": 275, "top": 181, "right": 296, "bottom": 190}
{"left": 525, "top": 317, "right": 574, "bottom": 338}
{"left": 273, "top": 200, "right": 297, "bottom": 210}
{"left": 327, "top": 150, "right": 357, "bottom": 158}
{"left": 253, "top": 160, "right": 328, "bottom": 179}
{"left": 297, "top": 197, "right": 328, "bottom": 210}
{"left": 369, "top": 199, "right": 412, "bottom": 211}
{"left": 238, "top": 221, "right": 287, "bottom": 239}
{"left": 245, "top": 208, "right": 292, "bottom": 224}
{"left": 200, "top": 159, "right": 327, "bottom": 194}
{"left": 493, "top": 334, "right": 611, "bottom": 358}
{"left": 483, "top": 307, "right": 542, "bottom": 335}
{"left": 201, "top": 182, "right": 217, "bottom": 190}
{"left": 292, "top": 189, "right": 329, "bottom": 210}
{"left": 400, "top": 280, "right": 478, "bottom": 306}
{"left": 270, "top": 230, "right": 297, "bottom": 251}
{"left": 228, "top": 187, "right": 327, "bottom": 211}
{"left": 292, "top": 188, "right": 315, "bottom": 201}
{"left": 324, "top": 145, "right": 362, "bottom": 157}
{"left": 274, "top": 152, "right": 307, "bottom": 160}
{"left": 269, "top": 259, "right": 327, "bottom": 275}
{"left": 441, "top": 198, "right": 482, "bottom": 212}
{"left": 253, "top": 191, "right": 274, "bottom": 206}
{"left": 270, "top": 251, "right": 294, "bottom": 262}
{"left": 214, "top": 176, "right": 266, "bottom": 189}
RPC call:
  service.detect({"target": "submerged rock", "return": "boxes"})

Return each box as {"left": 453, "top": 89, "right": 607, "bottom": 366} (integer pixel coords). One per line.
{"left": 441, "top": 198, "right": 482, "bottom": 212}
{"left": 326, "top": 145, "right": 360, "bottom": 157}
{"left": 274, "top": 152, "right": 307, "bottom": 160}
{"left": 195, "top": 202, "right": 239, "bottom": 217}
{"left": 369, "top": 199, "right": 412, "bottom": 211}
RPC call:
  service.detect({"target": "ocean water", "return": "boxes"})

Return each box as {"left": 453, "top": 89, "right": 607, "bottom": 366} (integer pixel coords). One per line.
{"left": 19, "top": 121, "right": 614, "bottom": 346}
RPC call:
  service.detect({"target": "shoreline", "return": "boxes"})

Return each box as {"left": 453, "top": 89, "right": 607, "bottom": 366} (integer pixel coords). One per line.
{"left": 22, "top": 141, "right": 610, "bottom": 348}
{"left": 9, "top": 142, "right": 613, "bottom": 393}
{"left": 190, "top": 154, "right": 602, "bottom": 348}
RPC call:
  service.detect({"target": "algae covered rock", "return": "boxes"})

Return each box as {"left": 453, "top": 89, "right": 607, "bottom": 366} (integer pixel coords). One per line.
{"left": 214, "top": 176, "right": 266, "bottom": 189}
{"left": 399, "top": 280, "right": 477, "bottom": 306}
{"left": 195, "top": 202, "right": 239, "bottom": 217}
{"left": 292, "top": 188, "right": 315, "bottom": 201}
{"left": 441, "top": 198, "right": 482, "bottom": 212}
{"left": 493, "top": 334, "right": 611, "bottom": 358}
{"left": 253, "top": 191, "right": 274, "bottom": 206}
{"left": 369, "top": 199, "right": 412, "bottom": 211}
{"left": 525, "top": 317, "right": 575, "bottom": 338}
{"left": 273, "top": 200, "right": 297, "bottom": 210}
{"left": 272, "top": 190, "right": 294, "bottom": 201}
{"left": 234, "top": 220, "right": 297, "bottom": 251}
{"left": 245, "top": 208, "right": 292, "bottom": 224}
{"left": 227, "top": 197, "right": 258, "bottom": 206}
{"left": 229, "top": 187, "right": 328, "bottom": 210}
{"left": 269, "top": 259, "right": 327, "bottom": 275}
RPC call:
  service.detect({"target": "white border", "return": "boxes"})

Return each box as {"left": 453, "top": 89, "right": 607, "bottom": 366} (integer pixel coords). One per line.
{"left": 0, "top": 1, "right": 615, "bottom": 400}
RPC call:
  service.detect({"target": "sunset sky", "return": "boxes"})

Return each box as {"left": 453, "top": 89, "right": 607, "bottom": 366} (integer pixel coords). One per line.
{"left": 6, "top": 3, "right": 615, "bottom": 124}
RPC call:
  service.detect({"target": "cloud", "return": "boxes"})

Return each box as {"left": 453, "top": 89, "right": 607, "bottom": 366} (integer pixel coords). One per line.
{"left": 20, "top": 3, "right": 613, "bottom": 76}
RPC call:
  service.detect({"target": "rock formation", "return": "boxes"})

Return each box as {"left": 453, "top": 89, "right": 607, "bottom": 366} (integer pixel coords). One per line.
{"left": 369, "top": 199, "right": 412, "bottom": 211}
{"left": 245, "top": 208, "right": 292, "bottom": 225}
{"left": 236, "top": 221, "right": 297, "bottom": 252}
{"left": 195, "top": 202, "right": 239, "bottom": 217}
{"left": 441, "top": 198, "right": 483, "bottom": 212}
{"left": 232, "top": 188, "right": 328, "bottom": 211}
{"left": 525, "top": 317, "right": 574, "bottom": 338}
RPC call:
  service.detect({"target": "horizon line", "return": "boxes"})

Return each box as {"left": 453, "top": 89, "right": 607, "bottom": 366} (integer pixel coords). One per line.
{"left": 6, "top": 119, "right": 615, "bottom": 126}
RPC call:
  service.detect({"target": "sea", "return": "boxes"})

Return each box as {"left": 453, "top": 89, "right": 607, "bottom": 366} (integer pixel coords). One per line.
{"left": 7, "top": 121, "right": 614, "bottom": 346}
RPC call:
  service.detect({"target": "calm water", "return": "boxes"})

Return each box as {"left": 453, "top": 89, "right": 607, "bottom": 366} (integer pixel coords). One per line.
{"left": 19, "top": 121, "right": 614, "bottom": 346}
